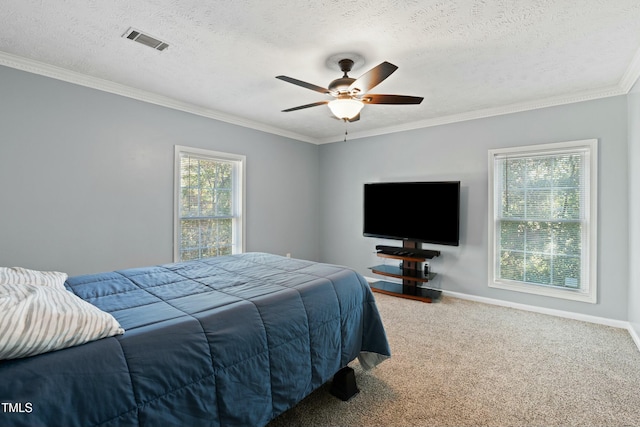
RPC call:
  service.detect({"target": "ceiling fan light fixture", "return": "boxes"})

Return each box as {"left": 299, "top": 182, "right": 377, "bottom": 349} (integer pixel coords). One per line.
{"left": 277, "top": 59, "right": 421, "bottom": 123}
{"left": 328, "top": 98, "right": 364, "bottom": 120}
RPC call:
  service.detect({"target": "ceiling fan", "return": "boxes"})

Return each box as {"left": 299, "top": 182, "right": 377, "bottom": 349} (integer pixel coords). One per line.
{"left": 276, "top": 58, "right": 423, "bottom": 122}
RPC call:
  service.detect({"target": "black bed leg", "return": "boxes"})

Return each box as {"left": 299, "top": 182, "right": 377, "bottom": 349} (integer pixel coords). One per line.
{"left": 330, "top": 366, "right": 359, "bottom": 401}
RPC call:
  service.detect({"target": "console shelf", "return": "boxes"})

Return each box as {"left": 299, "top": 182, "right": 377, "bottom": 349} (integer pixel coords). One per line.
{"left": 369, "top": 280, "right": 443, "bottom": 303}
{"left": 370, "top": 264, "right": 436, "bottom": 282}
{"left": 375, "top": 253, "right": 427, "bottom": 263}
{"left": 368, "top": 242, "right": 441, "bottom": 303}
{"left": 374, "top": 245, "right": 440, "bottom": 259}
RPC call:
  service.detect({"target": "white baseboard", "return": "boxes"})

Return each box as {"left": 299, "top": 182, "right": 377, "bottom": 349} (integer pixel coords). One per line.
{"left": 442, "top": 290, "right": 639, "bottom": 353}
{"left": 629, "top": 323, "right": 640, "bottom": 351}
{"left": 441, "top": 290, "right": 629, "bottom": 329}
{"left": 365, "top": 276, "right": 640, "bottom": 353}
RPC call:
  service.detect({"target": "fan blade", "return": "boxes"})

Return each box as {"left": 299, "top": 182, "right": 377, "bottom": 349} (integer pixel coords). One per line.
{"left": 276, "top": 75, "right": 329, "bottom": 94}
{"left": 348, "top": 62, "right": 398, "bottom": 94}
{"left": 282, "top": 101, "right": 329, "bottom": 112}
{"left": 362, "top": 94, "right": 424, "bottom": 105}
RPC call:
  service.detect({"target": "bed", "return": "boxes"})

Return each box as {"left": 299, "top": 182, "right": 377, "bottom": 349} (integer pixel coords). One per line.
{"left": 0, "top": 252, "right": 390, "bottom": 427}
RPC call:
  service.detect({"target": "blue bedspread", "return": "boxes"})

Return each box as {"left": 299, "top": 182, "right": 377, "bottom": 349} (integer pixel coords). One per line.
{"left": 0, "top": 253, "right": 390, "bottom": 427}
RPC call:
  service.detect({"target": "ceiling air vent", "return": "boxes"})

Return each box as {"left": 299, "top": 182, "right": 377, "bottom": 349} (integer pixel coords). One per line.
{"left": 123, "top": 28, "right": 169, "bottom": 51}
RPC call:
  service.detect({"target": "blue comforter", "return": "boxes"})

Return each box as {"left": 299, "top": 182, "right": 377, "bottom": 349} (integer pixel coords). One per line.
{"left": 0, "top": 253, "right": 390, "bottom": 427}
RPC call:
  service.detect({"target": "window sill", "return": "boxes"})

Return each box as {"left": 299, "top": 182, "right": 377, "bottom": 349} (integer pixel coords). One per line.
{"left": 489, "top": 279, "right": 596, "bottom": 304}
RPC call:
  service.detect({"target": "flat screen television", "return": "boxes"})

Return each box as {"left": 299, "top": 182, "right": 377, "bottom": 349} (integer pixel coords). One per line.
{"left": 363, "top": 181, "right": 460, "bottom": 246}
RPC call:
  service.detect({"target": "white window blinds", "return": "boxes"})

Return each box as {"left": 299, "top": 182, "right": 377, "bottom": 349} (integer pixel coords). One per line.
{"left": 488, "top": 140, "right": 597, "bottom": 303}
{"left": 179, "top": 154, "right": 234, "bottom": 260}
{"left": 174, "top": 146, "right": 245, "bottom": 262}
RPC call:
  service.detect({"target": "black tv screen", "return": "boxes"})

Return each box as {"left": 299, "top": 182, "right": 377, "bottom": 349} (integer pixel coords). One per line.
{"left": 363, "top": 181, "right": 460, "bottom": 246}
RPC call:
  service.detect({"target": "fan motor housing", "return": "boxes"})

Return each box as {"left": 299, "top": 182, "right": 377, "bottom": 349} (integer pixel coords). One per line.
{"left": 328, "top": 77, "right": 356, "bottom": 94}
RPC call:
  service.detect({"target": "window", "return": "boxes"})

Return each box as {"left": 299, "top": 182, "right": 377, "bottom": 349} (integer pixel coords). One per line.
{"left": 488, "top": 139, "right": 597, "bottom": 303}
{"left": 174, "top": 146, "right": 245, "bottom": 262}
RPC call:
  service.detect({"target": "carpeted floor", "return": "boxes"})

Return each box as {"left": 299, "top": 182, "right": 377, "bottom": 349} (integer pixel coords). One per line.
{"left": 268, "top": 293, "right": 640, "bottom": 427}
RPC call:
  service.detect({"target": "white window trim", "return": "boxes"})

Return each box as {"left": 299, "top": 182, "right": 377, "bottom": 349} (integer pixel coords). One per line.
{"left": 487, "top": 139, "right": 598, "bottom": 303}
{"left": 174, "top": 145, "right": 246, "bottom": 262}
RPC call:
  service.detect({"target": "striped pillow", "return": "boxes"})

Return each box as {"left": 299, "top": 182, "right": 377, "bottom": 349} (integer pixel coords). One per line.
{"left": 0, "top": 283, "right": 124, "bottom": 360}
{"left": 0, "top": 267, "right": 68, "bottom": 290}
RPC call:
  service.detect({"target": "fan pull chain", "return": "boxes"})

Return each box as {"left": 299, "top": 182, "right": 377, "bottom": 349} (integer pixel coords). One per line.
{"left": 344, "top": 119, "right": 348, "bottom": 142}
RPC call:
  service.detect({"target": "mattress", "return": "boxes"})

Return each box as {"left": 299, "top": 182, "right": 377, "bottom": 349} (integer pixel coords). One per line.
{"left": 0, "top": 253, "right": 390, "bottom": 427}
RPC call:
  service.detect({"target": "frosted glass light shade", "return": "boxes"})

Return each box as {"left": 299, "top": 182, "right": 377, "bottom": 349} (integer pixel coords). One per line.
{"left": 328, "top": 99, "right": 364, "bottom": 120}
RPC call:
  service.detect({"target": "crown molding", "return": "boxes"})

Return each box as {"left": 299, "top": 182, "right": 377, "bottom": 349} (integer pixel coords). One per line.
{"left": 317, "top": 84, "right": 629, "bottom": 144}
{"left": 0, "top": 51, "right": 316, "bottom": 144}
{"left": 619, "top": 45, "right": 640, "bottom": 93}
{"left": 2, "top": 49, "right": 639, "bottom": 146}
{"left": 323, "top": 39, "right": 640, "bottom": 145}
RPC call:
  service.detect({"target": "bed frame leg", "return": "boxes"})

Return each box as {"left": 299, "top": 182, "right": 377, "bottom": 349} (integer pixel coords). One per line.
{"left": 330, "top": 366, "right": 359, "bottom": 401}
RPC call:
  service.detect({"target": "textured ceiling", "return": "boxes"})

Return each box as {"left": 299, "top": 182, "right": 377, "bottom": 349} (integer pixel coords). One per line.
{"left": 2, "top": 0, "right": 640, "bottom": 144}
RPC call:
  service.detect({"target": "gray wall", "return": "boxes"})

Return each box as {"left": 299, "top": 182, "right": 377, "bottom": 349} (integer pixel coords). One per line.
{"left": 0, "top": 64, "right": 634, "bottom": 323}
{"left": 319, "top": 96, "right": 629, "bottom": 321}
{"left": 0, "top": 65, "right": 320, "bottom": 275}
{"left": 628, "top": 83, "right": 640, "bottom": 337}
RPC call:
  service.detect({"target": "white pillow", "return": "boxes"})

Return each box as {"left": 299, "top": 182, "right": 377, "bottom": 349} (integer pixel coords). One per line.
{"left": 0, "top": 267, "right": 68, "bottom": 290}
{"left": 0, "top": 283, "right": 124, "bottom": 360}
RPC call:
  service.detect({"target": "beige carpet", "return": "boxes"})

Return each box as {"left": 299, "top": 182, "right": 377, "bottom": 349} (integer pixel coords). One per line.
{"left": 268, "top": 293, "right": 640, "bottom": 427}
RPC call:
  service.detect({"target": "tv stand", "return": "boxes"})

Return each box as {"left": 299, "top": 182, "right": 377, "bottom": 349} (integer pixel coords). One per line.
{"left": 369, "top": 241, "right": 441, "bottom": 303}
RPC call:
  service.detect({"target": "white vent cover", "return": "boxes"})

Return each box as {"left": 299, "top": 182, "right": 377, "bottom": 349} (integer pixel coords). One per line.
{"left": 123, "top": 28, "right": 169, "bottom": 51}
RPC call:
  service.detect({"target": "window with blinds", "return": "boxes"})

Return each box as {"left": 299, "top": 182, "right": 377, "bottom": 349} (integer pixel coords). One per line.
{"left": 488, "top": 140, "right": 597, "bottom": 303}
{"left": 174, "top": 146, "right": 245, "bottom": 262}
